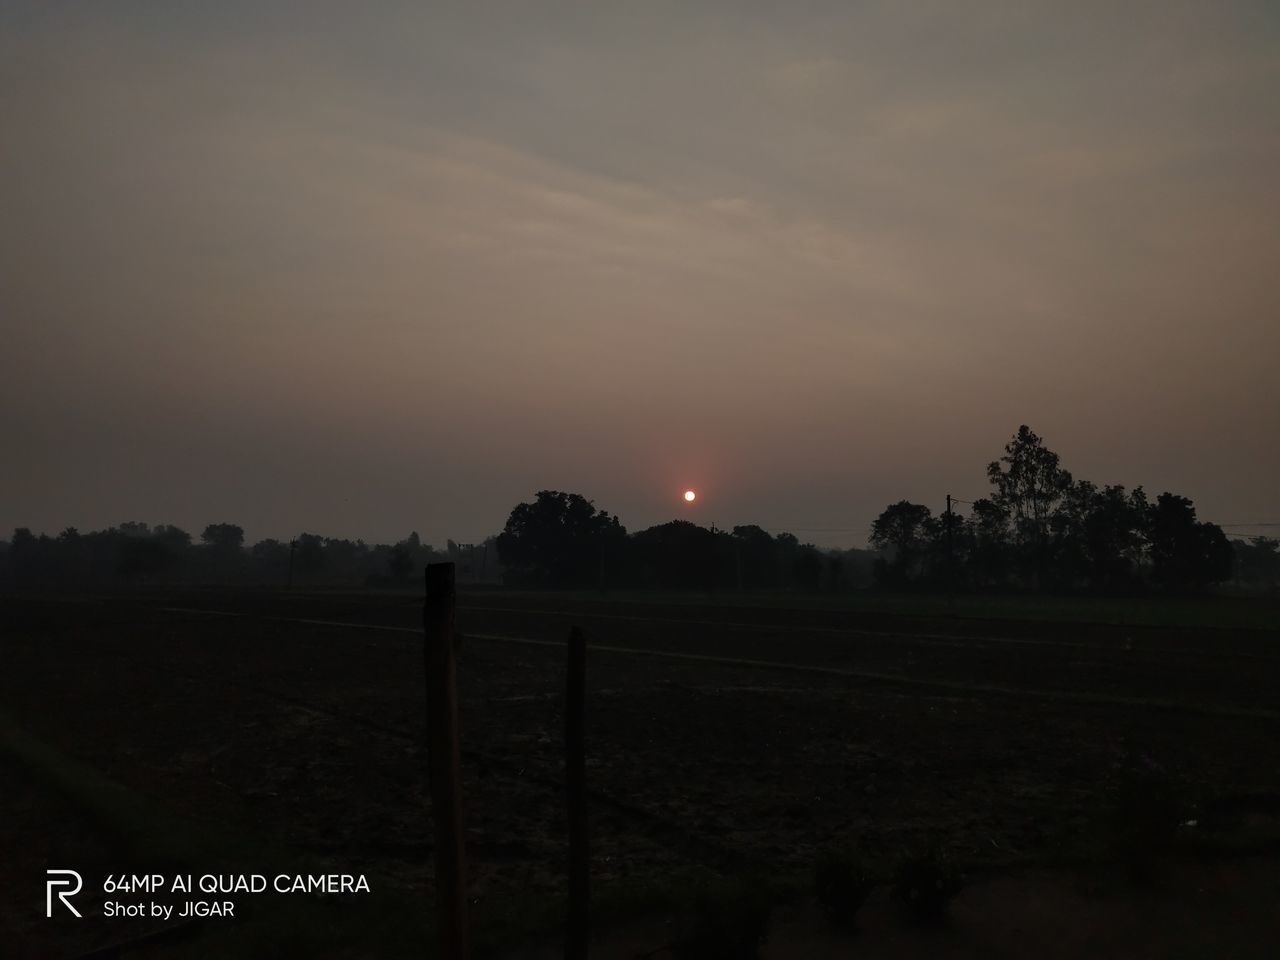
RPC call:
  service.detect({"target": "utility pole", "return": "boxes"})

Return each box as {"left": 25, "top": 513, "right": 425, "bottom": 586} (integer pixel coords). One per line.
{"left": 945, "top": 495, "right": 955, "bottom": 600}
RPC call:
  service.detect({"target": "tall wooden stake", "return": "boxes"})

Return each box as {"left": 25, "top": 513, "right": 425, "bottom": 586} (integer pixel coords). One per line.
{"left": 424, "top": 562, "right": 469, "bottom": 958}
{"left": 565, "top": 625, "right": 590, "bottom": 960}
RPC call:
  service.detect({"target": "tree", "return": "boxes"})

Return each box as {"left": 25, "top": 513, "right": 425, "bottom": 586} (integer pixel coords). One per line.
{"left": 968, "top": 498, "right": 1011, "bottom": 586}
{"left": 1077, "top": 484, "right": 1148, "bottom": 591}
{"left": 923, "top": 508, "right": 968, "bottom": 587}
{"left": 870, "top": 501, "right": 933, "bottom": 586}
{"left": 496, "top": 491, "right": 626, "bottom": 588}
{"left": 1233, "top": 537, "right": 1280, "bottom": 590}
{"left": 322, "top": 538, "right": 367, "bottom": 581}
{"left": 987, "top": 426, "right": 1073, "bottom": 587}
{"left": 200, "top": 522, "right": 245, "bottom": 581}
{"left": 9, "top": 528, "right": 49, "bottom": 589}
{"left": 118, "top": 537, "right": 174, "bottom": 583}
{"left": 792, "top": 547, "right": 824, "bottom": 591}
{"left": 1148, "top": 493, "right": 1232, "bottom": 591}
{"left": 151, "top": 525, "right": 192, "bottom": 581}
{"left": 629, "top": 520, "right": 725, "bottom": 590}
{"left": 250, "top": 538, "right": 291, "bottom": 582}
{"left": 201, "top": 523, "right": 244, "bottom": 551}
{"left": 730, "top": 525, "right": 778, "bottom": 591}
{"left": 293, "top": 533, "right": 327, "bottom": 579}
{"left": 387, "top": 543, "right": 414, "bottom": 581}
{"left": 153, "top": 524, "right": 193, "bottom": 551}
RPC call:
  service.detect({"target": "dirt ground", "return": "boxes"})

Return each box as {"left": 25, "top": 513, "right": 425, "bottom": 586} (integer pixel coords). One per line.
{"left": 507, "top": 858, "right": 1280, "bottom": 959}
{"left": 3, "top": 590, "right": 1278, "bottom": 957}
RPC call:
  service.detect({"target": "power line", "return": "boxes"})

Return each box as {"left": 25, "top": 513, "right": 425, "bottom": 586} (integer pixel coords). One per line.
{"left": 760, "top": 526, "right": 860, "bottom": 533}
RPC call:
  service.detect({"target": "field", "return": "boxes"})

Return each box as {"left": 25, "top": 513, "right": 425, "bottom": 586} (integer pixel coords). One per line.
{"left": 4, "top": 588, "right": 1280, "bottom": 957}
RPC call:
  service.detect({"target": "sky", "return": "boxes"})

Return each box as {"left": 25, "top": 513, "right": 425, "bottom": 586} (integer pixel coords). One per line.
{"left": 3, "top": 1, "right": 1278, "bottom": 548}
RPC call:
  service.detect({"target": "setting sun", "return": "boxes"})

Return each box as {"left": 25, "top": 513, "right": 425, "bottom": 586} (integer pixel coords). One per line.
{"left": 684, "top": 490, "right": 696, "bottom": 502}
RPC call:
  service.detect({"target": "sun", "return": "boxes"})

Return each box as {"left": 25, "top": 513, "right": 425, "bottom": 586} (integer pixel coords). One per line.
{"left": 684, "top": 490, "right": 697, "bottom": 502}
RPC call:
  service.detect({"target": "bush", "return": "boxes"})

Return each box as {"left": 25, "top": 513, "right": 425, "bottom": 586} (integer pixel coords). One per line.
{"left": 893, "top": 843, "right": 962, "bottom": 922}
{"left": 813, "top": 843, "right": 873, "bottom": 928}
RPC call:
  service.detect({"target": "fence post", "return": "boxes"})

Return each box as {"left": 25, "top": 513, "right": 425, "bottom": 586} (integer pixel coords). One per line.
{"left": 424, "top": 562, "right": 469, "bottom": 958}
{"left": 565, "top": 625, "right": 589, "bottom": 960}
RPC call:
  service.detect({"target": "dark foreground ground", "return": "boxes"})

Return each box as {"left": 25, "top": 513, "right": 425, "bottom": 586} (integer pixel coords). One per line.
{"left": 3, "top": 588, "right": 1279, "bottom": 957}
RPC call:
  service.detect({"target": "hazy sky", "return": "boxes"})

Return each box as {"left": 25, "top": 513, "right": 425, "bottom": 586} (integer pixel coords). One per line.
{"left": 3, "top": 2, "right": 1278, "bottom": 548}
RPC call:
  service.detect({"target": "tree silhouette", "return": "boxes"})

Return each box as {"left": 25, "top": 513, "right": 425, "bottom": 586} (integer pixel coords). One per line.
{"left": 496, "top": 491, "right": 626, "bottom": 588}
{"left": 870, "top": 501, "right": 932, "bottom": 586}
{"left": 1233, "top": 537, "right": 1279, "bottom": 589}
{"left": 987, "top": 426, "right": 1073, "bottom": 587}
{"left": 1051, "top": 482, "right": 1149, "bottom": 591}
{"left": 200, "top": 523, "right": 244, "bottom": 551}
{"left": 731, "top": 525, "right": 778, "bottom": 591}
{"left": 1148, "top": 493, "right": 1232, "bottom": 591}
{"left": 293, "top": 533, "right": 327, "bottom": 579}
{"left": 967, "top": 497, "right": 1010, "bottom": 586}
{"left": 200, "top": 522, "right": 245, "bottom": 581}
{"left": 388, "top": 543, "right": 414, "bottom": 581}
{"left": 118, "top": 537, "right": 174, "bottom": 583}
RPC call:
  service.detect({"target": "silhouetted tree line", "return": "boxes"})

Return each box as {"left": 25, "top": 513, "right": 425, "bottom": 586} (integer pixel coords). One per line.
{"left": 869, "top": 425, "right": 1275, "bottom": 594}
{"left": 494, "top": 490, "right": 874, "bottom": 591}
{"left": 0, "top": 522, "right": 502, "bottom": 592}
{"left": 7, "top": 430, "right": 1271, "bottom": 598}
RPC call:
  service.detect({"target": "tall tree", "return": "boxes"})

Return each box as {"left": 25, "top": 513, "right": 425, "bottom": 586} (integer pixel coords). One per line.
{"left": 968, "top": 497, "right": 1011, "bottom": 586}
{"left": 987, "top": 426, "right": 1073, "bottom": 587}
{"left": 870, "top": 500, "right": 933, "bottom": 585}
{"left": 1081, "top": 485, "right": 1149, "bottom": 591}
{"left": 200, "top": 522, "right": 245, "bottom": 581}
{"left": 1148, "top": 493, "right": 1233, "bottom": 591}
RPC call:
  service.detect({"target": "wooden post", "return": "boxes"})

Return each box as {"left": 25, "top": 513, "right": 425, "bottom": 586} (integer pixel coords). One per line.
{"left": 565, "top": 625, "right": 589, "bottom": 960}
{"left": 424, "top": 562, "right": 469, "bottom": 958}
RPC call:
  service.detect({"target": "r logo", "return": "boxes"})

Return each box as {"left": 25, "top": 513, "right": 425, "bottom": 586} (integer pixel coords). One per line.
{"left": 46, "top": 870, "right": 83, "bottom": 918}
